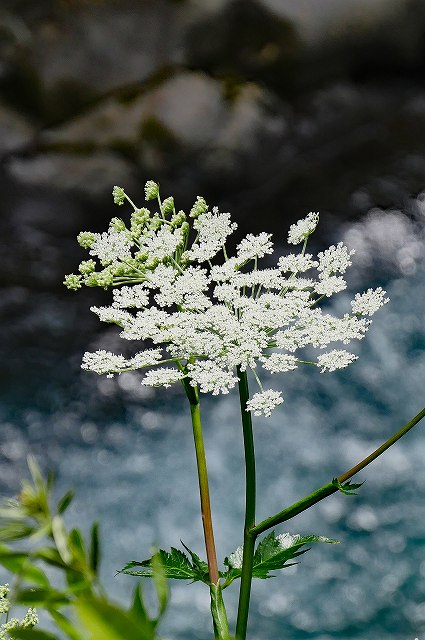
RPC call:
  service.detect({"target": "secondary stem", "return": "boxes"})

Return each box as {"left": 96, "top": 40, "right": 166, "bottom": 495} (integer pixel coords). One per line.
{"left": 252, "top": 404, "right": 425, "bottom": 536}
{"left": 235, "top": 367, "right": 257, "bottom": 640}
{"left": 182, "top": 379, "right": 230, "bottom": 639}
{"left": 183, "top": 380, "right": 219, "bottom": 583}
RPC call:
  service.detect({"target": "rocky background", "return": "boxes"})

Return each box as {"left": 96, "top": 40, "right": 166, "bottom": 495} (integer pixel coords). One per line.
{"left": 2, "top": 0, "right": 425, "bottom": 409}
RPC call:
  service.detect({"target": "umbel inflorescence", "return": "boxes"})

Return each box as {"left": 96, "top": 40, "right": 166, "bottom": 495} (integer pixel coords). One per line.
{"left": 64, "top": 181, "right": 388, "bottom": 416}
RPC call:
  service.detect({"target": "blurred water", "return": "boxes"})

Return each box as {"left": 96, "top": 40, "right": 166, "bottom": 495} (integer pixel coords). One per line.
{"left": 1, "top": 205, "right": 425, "bottom": 639}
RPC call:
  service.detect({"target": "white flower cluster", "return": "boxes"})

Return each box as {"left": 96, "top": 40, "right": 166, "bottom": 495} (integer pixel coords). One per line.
{"left": 0, "top": 584, "right": 38, "bottom": 639}
{"left": 67, "top": 182, "right": 389, "bottom": 417}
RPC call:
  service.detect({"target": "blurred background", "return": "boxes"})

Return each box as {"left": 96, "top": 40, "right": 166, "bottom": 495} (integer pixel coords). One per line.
{"left": 1, "top": 0, "right": 425, "bottom": 638}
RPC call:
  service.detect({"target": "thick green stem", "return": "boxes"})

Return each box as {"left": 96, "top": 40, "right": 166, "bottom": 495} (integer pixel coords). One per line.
{"left": 210, "top": 583, "right": 231, "bottom": 640}
{"left": 235, "top": 368, "right": 257, "bottom": 640}
{"left": 252, "top": 405, "right": 425, "bottom": 536}
{"left": 182, "top": 379, "right": 230, "bottom": 639}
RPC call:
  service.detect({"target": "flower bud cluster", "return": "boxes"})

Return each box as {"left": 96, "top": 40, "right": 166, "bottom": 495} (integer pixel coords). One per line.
{"left": 0, "top": 584, "right": 38, "bottom": 639}
{"left": 66, "top": 181, "right": 388, "bottom": 417}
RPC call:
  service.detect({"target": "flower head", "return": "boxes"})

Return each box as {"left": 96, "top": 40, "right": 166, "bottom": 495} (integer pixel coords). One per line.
{"left": 67, "top": 183, "right": 388, "bottom": 417}
{"left": 287, "top": 212, "right": 319, "bottom": 245}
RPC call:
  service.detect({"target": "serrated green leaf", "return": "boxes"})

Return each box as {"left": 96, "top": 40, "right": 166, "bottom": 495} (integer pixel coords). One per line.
{"left": 121, "top": 547, "right": 198, "bottom": 581}
{"left": 180, "top": 541, "right": 210, "bottom": 583}
{"left": 223, "top": 532, "right": 339, "bottom": 582}
{"left": 252, "top": 532, "right": 338, "bottom": 578}
{"left": 332, "top": 478, "right": 364, "bottom": 495}
{"left": 57, "top": 491, "right": 74, "bottom": 515}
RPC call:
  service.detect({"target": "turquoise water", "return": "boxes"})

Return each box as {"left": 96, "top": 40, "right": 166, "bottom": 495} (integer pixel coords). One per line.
{"left": 1, "top": 207, "right": 425, "bottom": 639}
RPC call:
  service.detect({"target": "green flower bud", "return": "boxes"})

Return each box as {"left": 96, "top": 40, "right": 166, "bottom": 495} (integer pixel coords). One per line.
{"left": 146, "top": 256, "right": 160, "bottom": 269}
{"left": 161, "top": 196, "right": 174, "bottom": 214}
{"left": 64, "top": 274, "right": 82, "bottom": 290}
{"left": 190, "top": 196, "right": 208, "bottom": 218}
{"left": 112, "top": 185, "right": 126, "bottom": 205}
{"left": 171, "top": 210, "right": 186, "bottom": 227}
{"left": 96, "top": 269, "right": 114, "bottom": 288}
{"left": 78, "top": 259, "right": 96, "bottom": 275}
{"left": 144, "top": 180, "right": 159, "bottom": 201}
{"left": 135, "top": 250, "right": 149, "bottom": 262}
{"left": 109, "top": 217, "right": 127, "bottom": 232}
{"left": 130, "top": 208, "right": 151, "bottom": 235}
{"left": 77, "top": 231, "right": 95, "bottom": 248}
{"left": 150, "top": 215, "right": 162, "bottom": 231}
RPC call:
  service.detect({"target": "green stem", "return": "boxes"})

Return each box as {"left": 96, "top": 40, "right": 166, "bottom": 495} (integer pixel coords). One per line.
{"left": 182, "top": 379, "right": 230, "bottom": 639}
{"left": 235, "top": 368, "right": 257, "bottom": 640}
{"left": 210, "top": 583, "right": 231, "bottom": 640}
{"left": 252, "top": 405, "right": 425, "bottom": 536}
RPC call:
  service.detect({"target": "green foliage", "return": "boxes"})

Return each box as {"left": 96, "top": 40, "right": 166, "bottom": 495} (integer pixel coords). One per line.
{"left": 332, "top": 478, "right": 364, "bottom": 495}
{"left": 222, "top": 531, "right": 339, "bottom": 586}
{"left": 0, "top": 458, "right": 166, "bottom": 640}
{"left": 121, "top": 543, "right": 210, "bottom": 585}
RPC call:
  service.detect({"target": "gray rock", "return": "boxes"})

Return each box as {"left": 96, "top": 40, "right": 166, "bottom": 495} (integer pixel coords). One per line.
{"left": 0, "top": 102, "right": 34, "bottom": 156}
{"left": 7, "top": 150, "right": 136, "bottom": 197}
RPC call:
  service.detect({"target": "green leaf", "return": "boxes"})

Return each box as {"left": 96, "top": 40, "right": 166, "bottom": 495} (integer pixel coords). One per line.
{"left": 27, "top": 455, "right": 46, "bottom": 493}
{"left": 151, "top": 550, "right": 169, "bottom": 620}
{"left": 0, "top": 548, "right": 50, "bottom": 586}
{"left": 57, "top": 491, "right": 74, "bottom": 515}
{"left": 9, "top": 629, "right": 60, "bottom": 640}
{"left": 89, "top": 522, "right": 100, "bottom": 575}
{"left": 332, "top": 478, "right": 364, "bottom": 495}
{"left": 129, "top": 584, "right": 153, "bottom": 628}
{"left": 49, "top": 610, "right": 84, "bottom": 640}
{"left": 180, "top": 542, "right": 210, "bottom": 583}
{"left": 15, "top": 587, "right": 70, "bottom": 607}
{"left": 76, "top": 595, "right": 156, "bottom": 640}
{"left": 0, "top": 522, "right": 35, "bottom": 542}
{"left": 68, "top": 528, "right": 86, "bottom": 566}
{"left": 223, "top": 532, "right": 339, "bottom": 582}
{"left": 121, "top": 547, "right": 199, "bottom": 581}
{"left": 52, "top": 516, "right": 72, "bottom": 565}
{"left": 34, "top": 547, "right": 68, "bottom": 569}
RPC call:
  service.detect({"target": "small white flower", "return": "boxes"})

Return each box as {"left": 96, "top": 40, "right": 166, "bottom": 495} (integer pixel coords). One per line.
{"left": 188, "top": 360, "right": 238, "bottom": 395}
{"left": 227, "top": 545, "right": 244, "bottom": 569}
{"left": 261, "top": 353, "right": 298, "bottom": 373}
{"left": 141, "top": 367, "right": 184, "bottom": 388}
{"left": 142, "top": 226, "right": 184, "bottom": 260}
{"left": 236, "top": 232, "right": 274, "bottom": 261}
{"left": 317, "top": 349, "right": 358, "bottom": 372}
{"left": 351, "top": 287, "right": 389, "bottom": 316}
{"left": 287, "top": 212, "right": 319, "bottom": 245}
{"left": 315, "top": 275, "right": 347, "bottom": 297}
{"left": 246, "top": 389, "right": 283, "bottom": 417}
{"left": 185, "top": 208, "right": 237, "bottom": 263}
{"left": 276, "top": 532, "right": 301, "bottom": 550}
{"left": 82, "top": 350, "right": 128, "bottom": 375}
{"left": 317, "top": 242, "right": 354, "bottom": 275}
{"left": 89, "top": 230, "right": 133, "bottom": 265}
{"left": 278, "top": 253, "right": 318, "bottom": 273}
{"left": 112, "top": 285, "right": 150, "bottom": 309}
